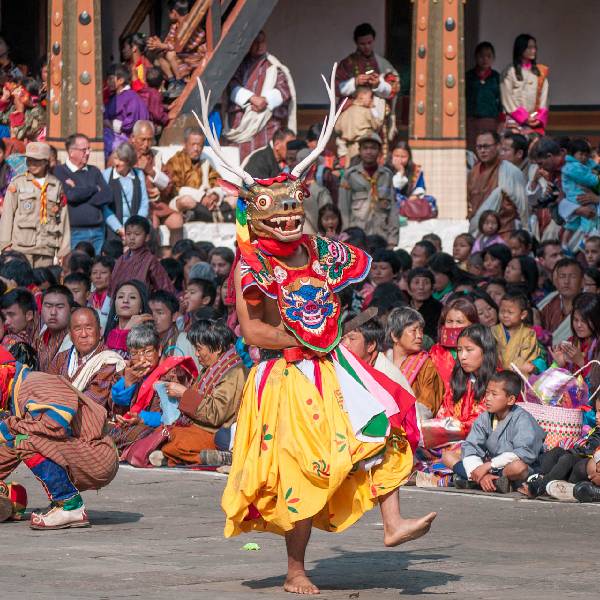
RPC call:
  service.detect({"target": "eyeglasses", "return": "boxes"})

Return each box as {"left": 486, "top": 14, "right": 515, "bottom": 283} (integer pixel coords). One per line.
{"left": 129, "top": 348, "right": 157, "bottom": 360}
{"left": 476, "top": 144, "right": 496, "bottom": 151}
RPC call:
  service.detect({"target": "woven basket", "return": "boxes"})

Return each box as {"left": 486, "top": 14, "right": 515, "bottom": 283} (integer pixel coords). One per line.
{"left": 521, "top": 401, "right": 583, "bottom": 449}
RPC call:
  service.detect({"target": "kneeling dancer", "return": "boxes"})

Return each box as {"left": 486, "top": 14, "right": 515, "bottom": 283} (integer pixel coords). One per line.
{"left": 195, "top": 66, "right": 436, "bottom": 595}
{"left": 0, "top": 347, "right": 119, "bottom": 529}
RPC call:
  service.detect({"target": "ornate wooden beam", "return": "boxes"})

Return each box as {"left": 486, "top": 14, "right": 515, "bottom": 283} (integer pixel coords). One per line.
{"left": 47, "top": 0, "right": 103, "bottom": 162}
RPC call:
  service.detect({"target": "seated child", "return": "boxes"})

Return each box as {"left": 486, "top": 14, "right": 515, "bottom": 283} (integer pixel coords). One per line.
{"left": 453, "top": 233, "right": 475, "bottom": 270}
{"left": 334, "top": 85, "right": 383, "bottom": 164}
{"left": 525, "top": 394, "right": 600, "bottom": 499}
{"left": 560, "top": 139, "right": 600, "bottom": 250}
{"left": 455, "top": 371, "right": 546, "bottom": 493}
{"left": 492, "top": 291, "right": 545, "bottom": 375}
{"left": 64, "top": 272, "right": 91, "bottom": 308}
{"left": 109, "top": 216, "right": 176, "bottom": 297}
{"left": 89, "top": 256, "right": 114, "bottom": 329}
{"left": 472, "top": 210, "right": 506, "bottom": 254}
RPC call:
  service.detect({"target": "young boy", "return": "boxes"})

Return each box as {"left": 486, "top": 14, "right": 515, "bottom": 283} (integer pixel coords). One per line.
{"left": 583, "top": 235, "right": 600, "bottom": 268}
{"left": 109, "top": 216, "right": 175, "bottom": 297}
{"left": 148, "top": 290, "right": 180, "bottom": 355}
{"left": 455, "top": 370, "right": 546, "bottom": 493}
{"left": 0, "top": 288, "right": 37, "bottom": 346}
{"left": 492, "top": 291, "right": 544, "bottom": 374}
{"left": 172, "top": 279, "right": 216, "bottom": 370}
{"left": 334, "top": 86, "right": 383, "bottom": 164}
{"left": 64, "top": 272, "right": 91, "bottom": 308}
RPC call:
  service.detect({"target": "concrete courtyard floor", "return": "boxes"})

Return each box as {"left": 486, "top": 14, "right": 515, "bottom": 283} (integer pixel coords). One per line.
{"left": 1, "top": 464, "right": 597, "bottom": 599}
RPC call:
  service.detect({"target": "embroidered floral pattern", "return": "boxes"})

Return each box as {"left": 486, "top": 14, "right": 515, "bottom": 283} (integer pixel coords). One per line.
{"left": 312, "top": 459, "right": 331, "bottom": 478}
{"left": 335, "top": 432, "right": 347, "bottom": 452}
{"left": 260, "top": 424, "right": 273, "bottom": 454}
{"left": 285, "top": 487, "right": 300, "bottom": 513}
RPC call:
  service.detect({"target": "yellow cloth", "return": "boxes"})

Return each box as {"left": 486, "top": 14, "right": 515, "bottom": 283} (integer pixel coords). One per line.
{"left": 492, "top": 323, "right": 540, "bottom": 370}
{"left": 221, "top": 358, "right": 412, "bottom": 537}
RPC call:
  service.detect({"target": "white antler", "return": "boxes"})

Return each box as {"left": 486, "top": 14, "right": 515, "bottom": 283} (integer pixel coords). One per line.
{"left": 193, "top": 78, "right": 256, "bottom": 188}
{"left": 291, "top": 63, "right": 346, "bottom": 179}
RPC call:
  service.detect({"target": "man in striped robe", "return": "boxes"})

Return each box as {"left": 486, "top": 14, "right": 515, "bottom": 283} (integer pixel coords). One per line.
{"left": 0, "top": 347, "right": 119, "bottom": 529}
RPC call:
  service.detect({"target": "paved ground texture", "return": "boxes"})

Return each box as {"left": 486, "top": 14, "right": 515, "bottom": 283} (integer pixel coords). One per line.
{"left": 1, "top": 464, "right": 598, "bottom": 599}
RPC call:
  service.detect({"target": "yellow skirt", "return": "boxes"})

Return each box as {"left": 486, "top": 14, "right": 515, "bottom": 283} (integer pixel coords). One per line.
{"left": 221, "top": 358, "right": 412, "bottom": 537}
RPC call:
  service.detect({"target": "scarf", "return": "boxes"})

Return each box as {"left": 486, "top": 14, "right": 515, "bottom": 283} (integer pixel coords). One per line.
{"left": 127, "top": 355, "right": 198, "bottom": 416}
{"left": 400, "top": 351, "right": 429, "bottom": 386}
{"left": 31, "top": 176, "right": 48, "bottom": 224}
{"left": 255, "top": 237, "right": 302, "bottom": 258}
{"left": 68, "top": 347, "right": 126, "bottom": 391}
{"left": 196, "top": 347, "right": 242, "bottom": 399}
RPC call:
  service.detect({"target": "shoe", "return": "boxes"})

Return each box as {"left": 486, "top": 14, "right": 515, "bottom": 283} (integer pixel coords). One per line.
{"left": 494, "top": 476, "right": 512, "bottom": 494}
{"left": 149, "top": 450, "right": 167, "bottom": 467}
{"left": 415, "top": 472, "right": 440, "bottom": 487}
{"left": 199, "top": 449, "right": 232, "bottom": 467}
{"left": 525, "top": 473, "right": 546, "bottom": 498}
{"left": 573, "top": 481, "right": 600, "bottom": 503}
{"left": 453, "top": 477, "right": 479, "bottom": 490}
{"left": 30, "top": 505, "right": 90, "bottom": 530}
{"left": 546, "top": 480, "right": 577, "bottom": 502}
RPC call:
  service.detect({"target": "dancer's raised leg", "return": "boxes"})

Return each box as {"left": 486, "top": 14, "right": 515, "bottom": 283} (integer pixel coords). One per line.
{"left": 379, "top": 489, "right": 437, "bottom": 547}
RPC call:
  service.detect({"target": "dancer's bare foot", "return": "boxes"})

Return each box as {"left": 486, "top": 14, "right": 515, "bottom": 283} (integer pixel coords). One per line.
{"left": 384, "top": 512, "right": 437, "bottom": 547}
{"left": 284, "top": 572, "right": 320, "bottom": 595}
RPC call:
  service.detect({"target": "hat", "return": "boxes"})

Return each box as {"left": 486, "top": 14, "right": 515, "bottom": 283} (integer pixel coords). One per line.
{"left": 25, "top": 142, "right": 51, "bottom": 161}
{"left": 358, "top": 132, "right": 383, "bottom": 146}
{"left": 189, "top": 261, "right": 217, "bottom": 284}
{"left": 342, "top": 306, "right": 379, "bottom": 336}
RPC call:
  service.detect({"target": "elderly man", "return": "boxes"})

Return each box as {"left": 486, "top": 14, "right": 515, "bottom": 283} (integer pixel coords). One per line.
{"left": 49, "top": 307, "right": 125, "bottom": 408}
{"left": 467, "top": 130, "right": 528, "bottom": 239}
{"left": 338, "top": 132, "right": 398, "bottom": 247}
{"left": 225, "top": 30, "right": 295, "bottom": 162}
{"left": 130, "top": 120, "right": 183, "bottom": 243}
{"left": 0, "top": 346, "right": 118, "bottom": 529}
{"left": 538, "top": 258, "right": 583, "bottom": 344}
{"left": 163, "top": 126, "right": 224, "bottom": 222}
{"left": 35, "top": 285, "right": 74, "bottom": 373}
{"left": 54, "top": 133, "right": 112, "bottom": 254}
{"left": 0, "top": 142, "right": 70, "bottom": 267}
{"left": 336, "top": 23, "right": 400, "bottom": 153}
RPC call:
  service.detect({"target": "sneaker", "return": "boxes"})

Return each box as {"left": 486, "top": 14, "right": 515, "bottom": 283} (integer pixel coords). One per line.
{"left": 573, "top": 481, "right": 600, "bottom": 503}
{"left": 199, "top": 449, "right": 232, "bottom": 466}
{"left": 525, "top": 473, "right": 546, "bottom": 498}
{"left": 453, "top": 477, "right": 479, "bottom": 490}
{"left": 546, "top": 480, "right": 577, "bottom": 502}
{"left": 30, "top": 505, "right": 90, "bottom": 530}
{"left": 494, "top": 476, "right": 512, "bottom": 494}
{"left": 149, "top": 450, "right": 167, "bottom": 467}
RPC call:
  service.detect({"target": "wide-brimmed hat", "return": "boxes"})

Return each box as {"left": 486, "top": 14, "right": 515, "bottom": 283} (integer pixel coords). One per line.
{"left": 25, "top": 142, "right": 51, "bottom": 161}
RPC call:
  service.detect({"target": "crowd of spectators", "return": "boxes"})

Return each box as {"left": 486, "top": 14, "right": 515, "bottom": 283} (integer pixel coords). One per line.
{"left": 0, "top": 14, "right": 598, "bottom": 504}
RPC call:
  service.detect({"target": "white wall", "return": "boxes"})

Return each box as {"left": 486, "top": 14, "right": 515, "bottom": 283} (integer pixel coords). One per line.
{"left": 476, "top": 0, "right": 600, "bottom": 106}
{"left": 264, "top": 0, "right": 386, "bottom": 104}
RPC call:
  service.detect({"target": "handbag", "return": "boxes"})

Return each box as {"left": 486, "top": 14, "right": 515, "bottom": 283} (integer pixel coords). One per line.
{"left": 399, "top": 196, "right": 437, "bottom": 221}
{"left": 120, "top": 426, "right": 170, "bottom": 468}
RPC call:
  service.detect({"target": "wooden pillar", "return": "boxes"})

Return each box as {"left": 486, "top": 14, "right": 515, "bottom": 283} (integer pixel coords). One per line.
{"left": 47, "top": 0, "right": 104, "bottom": 166}
{"left": 409, "top": 0, "right": 466, "bottom": 219}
